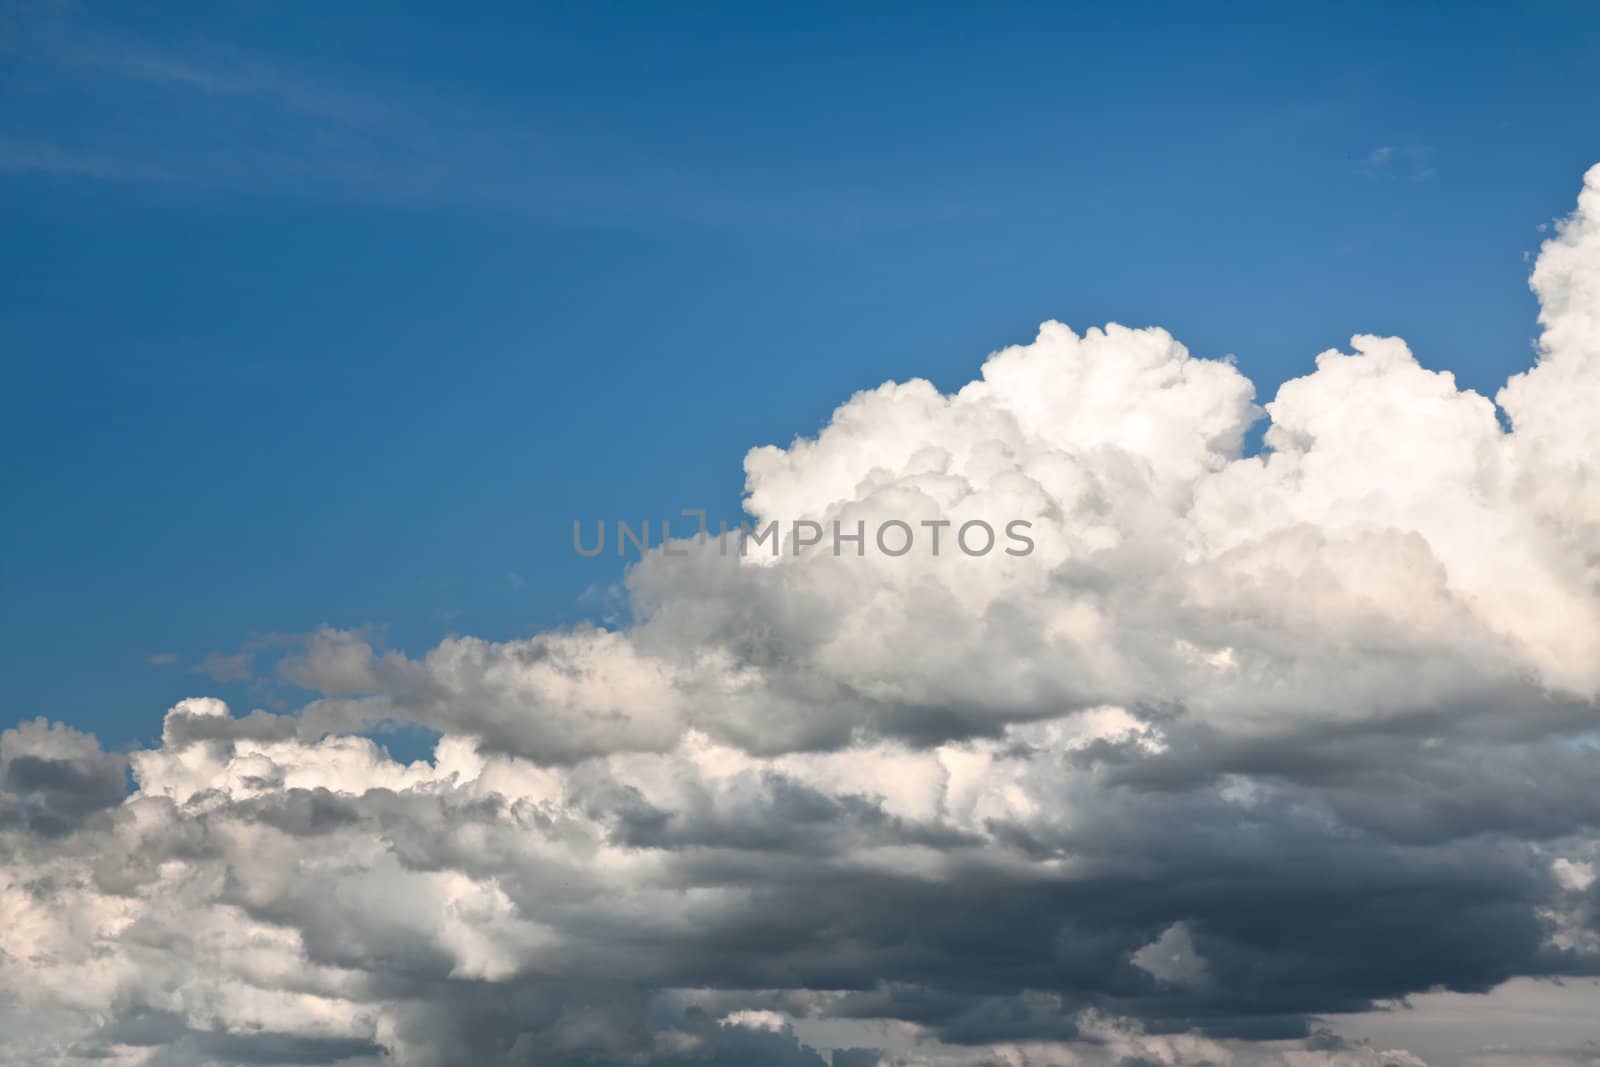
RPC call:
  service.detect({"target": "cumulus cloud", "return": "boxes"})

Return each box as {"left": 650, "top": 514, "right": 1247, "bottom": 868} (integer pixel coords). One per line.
{"left": 4, "top": 165, "right": 1600, "bottom": 1066}
{"left": 1, "top": 718, "right": 126, "bottom": 837}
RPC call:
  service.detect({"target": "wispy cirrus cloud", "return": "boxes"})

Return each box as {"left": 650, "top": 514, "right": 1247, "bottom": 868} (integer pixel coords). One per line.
{"left": 1362, "top": 139, "right": 1437, "bottom": 181}
{"left": 0, "top": 14, "right": 975, "bottom": 236}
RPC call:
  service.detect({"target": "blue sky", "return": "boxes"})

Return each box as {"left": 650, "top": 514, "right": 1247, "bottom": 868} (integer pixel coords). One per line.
{"left": 3, "top": 0, "right": 1599, "bottom": 750}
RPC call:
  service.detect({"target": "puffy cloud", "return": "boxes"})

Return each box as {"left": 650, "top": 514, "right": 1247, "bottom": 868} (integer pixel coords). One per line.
{"left": 1, "top": 717, "right": 126, "bottom": 837}
{"left": 5, "top": 165, "right": 1600, "bottom": 1065}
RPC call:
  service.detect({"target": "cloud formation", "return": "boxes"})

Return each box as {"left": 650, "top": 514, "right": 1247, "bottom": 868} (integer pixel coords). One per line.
{"left": 4, "top": 166, "right": 1600, "bottom": 1066}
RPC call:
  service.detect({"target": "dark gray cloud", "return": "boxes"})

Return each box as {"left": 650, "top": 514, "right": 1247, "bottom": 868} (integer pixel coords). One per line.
{"left": 0, "top": 718, "right": 126, "bottom": 837}
{"left": 5, "top": 695, "right": 1593, "bottom": 1065}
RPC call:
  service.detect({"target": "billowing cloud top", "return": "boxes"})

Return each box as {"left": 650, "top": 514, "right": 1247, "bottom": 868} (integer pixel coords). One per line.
{"left": 4, "top": 167, "right": 1600, "bottom": 1067}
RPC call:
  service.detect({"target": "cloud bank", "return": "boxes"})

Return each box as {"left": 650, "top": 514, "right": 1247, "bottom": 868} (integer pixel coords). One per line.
{"left": 4, "top": 166, "right": 1600, "bottom": 1067}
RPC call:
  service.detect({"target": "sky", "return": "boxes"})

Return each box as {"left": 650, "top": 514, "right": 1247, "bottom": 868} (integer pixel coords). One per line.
{"left": 4, "top": 1, "right": 1600, "bottom": 748}
{"left": 4, "top": 4, "right": 1600, "bottom": 1067}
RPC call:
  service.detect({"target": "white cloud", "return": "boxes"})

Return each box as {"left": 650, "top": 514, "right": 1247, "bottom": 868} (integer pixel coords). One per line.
{"left": 3, "top": 164, "right": 1600, "bottom": 1066}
